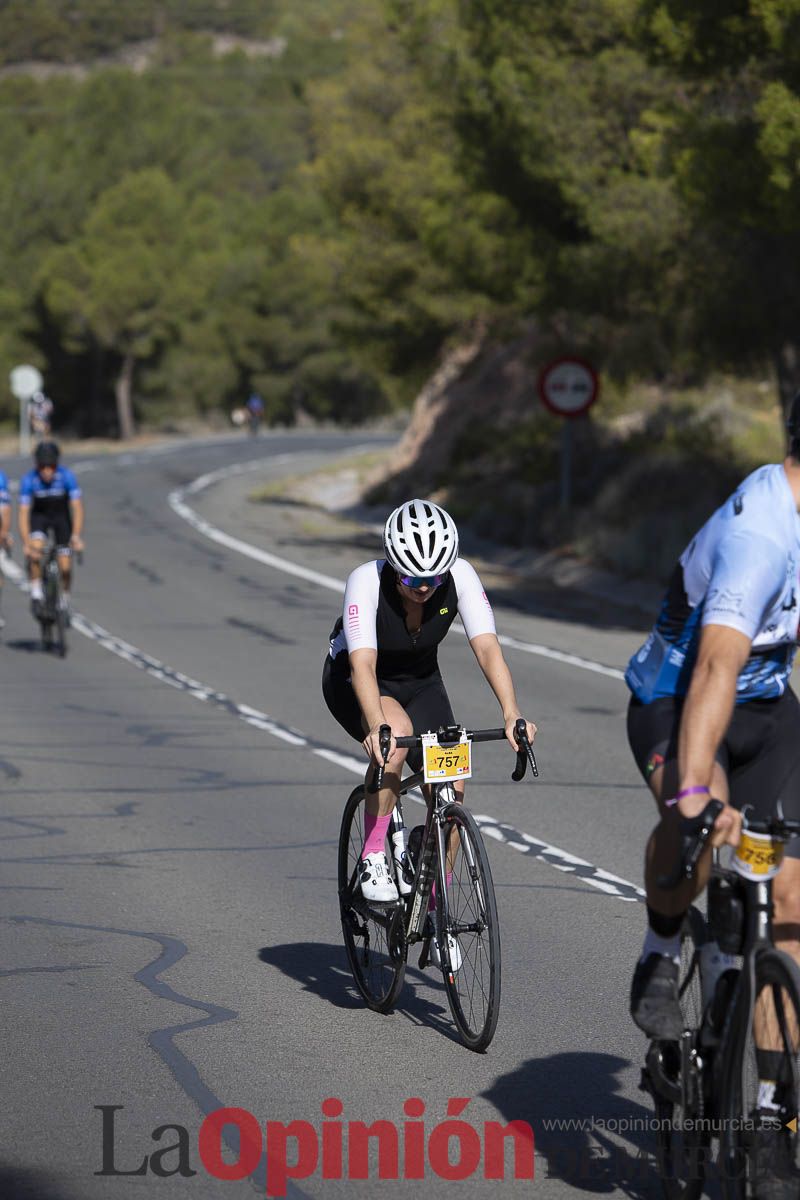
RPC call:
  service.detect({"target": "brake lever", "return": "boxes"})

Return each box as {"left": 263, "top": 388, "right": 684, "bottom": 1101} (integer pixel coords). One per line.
{"left": 367, "top": 724, "right": 392, "bottom": 794}
{"left": 512, "top": 717, "right": 538, "bottom": 781}
{"left": 657, "top": 799, "right": 724, "bottom": 889}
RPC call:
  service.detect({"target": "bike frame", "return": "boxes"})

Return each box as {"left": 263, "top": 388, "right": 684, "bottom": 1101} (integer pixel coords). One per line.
{"left": 646, "top": 854, "right": 792, "bottom": 1121}
{"left": 391, "top": 777, "right": 459, "bottom": 948}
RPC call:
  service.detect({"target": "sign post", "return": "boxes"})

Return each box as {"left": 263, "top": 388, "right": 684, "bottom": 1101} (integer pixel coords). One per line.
{"left": 9, "top": 364, "right": 43, "bottom": 458}
{"left": 537, "top": 357, "right": 599, "bottom": 511}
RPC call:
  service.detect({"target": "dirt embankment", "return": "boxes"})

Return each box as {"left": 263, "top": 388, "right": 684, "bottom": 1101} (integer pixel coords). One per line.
{"left": 362, "top": 328, "right": 771, "bottom": 587}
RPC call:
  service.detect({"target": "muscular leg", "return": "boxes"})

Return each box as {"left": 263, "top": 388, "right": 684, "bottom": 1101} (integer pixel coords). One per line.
{"left": 773, "top": 858, "right": 800, "bottom": 965}
{"left": 57, "top": 549, "right": 72, "bottom": 594}
{"left": 27, "top": 535, "right": 44, "bottom": 586}
{"left": 631, "top": 756, "right": 730, "bottom": 1039}
{"left": 644, "top": 758, "right": 730, "bottom": 917}
{"left": 362, "top": 695, "right": 412, "bottom": 820}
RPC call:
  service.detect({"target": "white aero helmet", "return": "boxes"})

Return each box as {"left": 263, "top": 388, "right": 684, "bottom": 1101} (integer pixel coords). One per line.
{"left": 383, "top": 499, "right": 459, "bottom": 577}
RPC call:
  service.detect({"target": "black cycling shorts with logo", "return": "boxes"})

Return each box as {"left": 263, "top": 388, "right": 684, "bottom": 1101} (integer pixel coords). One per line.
{"left": 322, "top": 656, "right": 455, "bottom": 773}
{"left": 29, "top": 511, "right": 72, "bottom": 553}
{"left": 627, "top": 689, "right": 800, "bottom": 858}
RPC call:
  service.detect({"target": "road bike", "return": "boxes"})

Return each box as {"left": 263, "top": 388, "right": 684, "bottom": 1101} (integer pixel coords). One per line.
{"left": 338, "top": 719, "right": 537, "bottom": 1052}
{"left": 640, "top": 801, "right": 800, "bottom": 1198}
{"left": 33, "top": 534, "right": 73, "bottom": 657}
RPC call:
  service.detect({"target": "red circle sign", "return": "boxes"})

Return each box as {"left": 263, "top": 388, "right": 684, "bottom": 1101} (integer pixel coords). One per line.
{"left": 538, "top": 358, "right": 598, "bottom": 418}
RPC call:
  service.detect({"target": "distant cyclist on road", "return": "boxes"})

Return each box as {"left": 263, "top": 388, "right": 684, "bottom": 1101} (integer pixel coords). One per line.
{"left": 322, "top": 498, "right": 537, "bottom": 938}
{"left": 19, "top": 442, "right": 84, "bottom": 621}
{"left": 27, "top": 390, "right": 54, "bottom": 437}
{"left": 0, "top": 469, "right": 11, "bottom": 629}
{"left": 625, "top": 397, "right": 800, "bottom": 1191}
{"left": 245, "top": 391, "right": 264, "bottom": 436}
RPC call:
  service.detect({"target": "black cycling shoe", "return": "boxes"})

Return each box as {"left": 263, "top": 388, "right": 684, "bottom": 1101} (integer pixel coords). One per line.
{"left": 629, "top": 953, "right": 683, "bottom": 1039}
{"left": 750, "top": 1116, "right": 799, "bottom": 1200}
{"left": 30, "top": 597, "right": 44, "bottom": 621}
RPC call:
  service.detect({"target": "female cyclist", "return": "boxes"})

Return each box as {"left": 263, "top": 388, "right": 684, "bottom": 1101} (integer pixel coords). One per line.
{"left": 322, "top": 498, "right": 537, "bottom": 916}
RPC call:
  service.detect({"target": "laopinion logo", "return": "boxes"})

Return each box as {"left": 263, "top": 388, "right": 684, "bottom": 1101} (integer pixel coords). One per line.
{"left": 95, "top": 1099, "right": 535, "bottom": 1195}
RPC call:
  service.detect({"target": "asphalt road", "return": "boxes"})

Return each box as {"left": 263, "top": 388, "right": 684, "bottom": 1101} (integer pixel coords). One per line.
{"left": 0, "top": 431, "right": 674, "bottom": 1199}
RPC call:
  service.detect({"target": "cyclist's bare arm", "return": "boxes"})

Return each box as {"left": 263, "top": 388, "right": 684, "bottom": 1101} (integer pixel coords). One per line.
{"left": 676, "top": 623, "right": 750, "bottom": 845}
{"left": 469, "top": 631, "right": 537, "bottom": 752}
{"left": 18, "top": 505, "right": 32, "bottom": 556}
{"left": 349, "top": 647, "right": 396, "bottom": 763}
{"left": 69, "top": 497, "right": 84, "bottom": 549}
{"left": 0, "top": 503, "right": 11, "bottom": 549}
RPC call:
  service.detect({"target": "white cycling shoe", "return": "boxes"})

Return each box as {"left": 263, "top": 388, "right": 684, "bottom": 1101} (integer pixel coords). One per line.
{"left": 431, "top": 932, "right": 462, "bottom": 972}
{"left": 358, "top": 851, "right": 399, "bottom": 903}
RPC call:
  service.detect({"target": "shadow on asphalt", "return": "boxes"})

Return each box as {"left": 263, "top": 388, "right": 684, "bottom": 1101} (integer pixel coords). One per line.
{"left": 483, "top": 1051, "right": 666, "bottom": 1198}
{"left": 2, "top": 639, "right": 46, "bottom": 654}
{"left": 0, "top": 1165, "right": 76, "bottom": 1199}
{"left": 257, "top": 941, "right": 465, "bottom": 1047}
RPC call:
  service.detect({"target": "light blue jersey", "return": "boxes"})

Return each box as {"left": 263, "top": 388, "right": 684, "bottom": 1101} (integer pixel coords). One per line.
{"left": 626, "top": 464, "right": 800, "bottom": 703}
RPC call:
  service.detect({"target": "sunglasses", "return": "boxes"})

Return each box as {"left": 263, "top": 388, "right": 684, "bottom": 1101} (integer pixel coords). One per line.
{"left": 398, "top": 572, "right": 447, "bottom": 589}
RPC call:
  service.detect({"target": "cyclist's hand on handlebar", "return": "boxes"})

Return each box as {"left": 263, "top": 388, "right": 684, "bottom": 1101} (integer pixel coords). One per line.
{"left": 362, "top": 723, "right": 396, "bottom": 767}
{"left": 70, "top": 534, "right": 84, "bottom": 553}
{"left": 504, "top": 715, "right": 536, "bottom": 754}
{"left": 676, "top": 792, "right": 742, "bottom": 849}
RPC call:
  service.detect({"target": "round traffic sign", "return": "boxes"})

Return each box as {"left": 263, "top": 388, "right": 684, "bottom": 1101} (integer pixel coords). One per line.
{"left": 9, "top": 363, "right": 43, "bottom": 401}
{"left": 538, "top": 358, "right": 598, "bottom": 418}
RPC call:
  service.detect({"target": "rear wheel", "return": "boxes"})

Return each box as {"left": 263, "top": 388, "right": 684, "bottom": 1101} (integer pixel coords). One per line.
{"left": 647, "top": 905, "right": 708, "bottom": 1200}
{"left": 437, "top": 803, "right": 501, "bottom": 1052}
{"left": 338, "top": 785, "right": 406, "bottom": 1013}
{"left": 718, "top": 948, "right": 800, "bottom": 1199}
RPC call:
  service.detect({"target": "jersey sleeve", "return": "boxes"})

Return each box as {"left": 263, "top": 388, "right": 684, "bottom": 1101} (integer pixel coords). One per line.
{"left": 342, "top": 561, "right": 381, "bottom": 654}
{"left": 452, "top": 559, "right": 497, "bottom": 640}
{"left": 18, "top": 472, "right": 33, "bottom": 505}
{"left": 0, "top": 473, "right": 9, "bottom": 505}
{"left": 62, "top": 468, "right": 82, "bottom": 499}
{"left": 702, "top": 532, "right": 787, "bottom": 639}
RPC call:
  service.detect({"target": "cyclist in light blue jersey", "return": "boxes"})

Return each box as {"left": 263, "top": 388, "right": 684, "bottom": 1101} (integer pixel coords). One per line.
{"left": 626, "top": 396, "right": 800, "bottom": 1185}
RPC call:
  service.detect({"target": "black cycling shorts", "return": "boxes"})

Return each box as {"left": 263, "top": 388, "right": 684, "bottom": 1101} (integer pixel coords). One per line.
{"left": 29, "top": 511, "right": 72, "bottom": 553}
{"left": 627, "top": 690, "right": 800, "bottom": 857}
{"left": 322, "top": 657, "right": 455, "bottom": 772}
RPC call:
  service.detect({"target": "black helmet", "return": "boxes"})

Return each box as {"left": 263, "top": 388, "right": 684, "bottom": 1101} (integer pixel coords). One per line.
{"left": 34, "top": 440, "right": 59, "bottom": 467}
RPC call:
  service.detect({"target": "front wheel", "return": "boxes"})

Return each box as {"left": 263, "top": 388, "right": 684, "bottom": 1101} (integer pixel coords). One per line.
{"left": 646, "top": 905, "right": 708, "bottom": 1200}
{"left": 437, "top": 804, "right": 501, "bottom": 1052}
{"left": 338, "top": 785, "right": 406, "bottom": 1013}
{"left": 53, "top": 604, "right": 67, "bottom": 658}
{"left": 718, "top": 948, "right": 800, "bottom": 1199}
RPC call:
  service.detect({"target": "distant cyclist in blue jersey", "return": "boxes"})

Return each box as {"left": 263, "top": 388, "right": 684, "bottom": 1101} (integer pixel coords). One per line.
{"left": 19, "top": 442, "right": 84, "bottom": 621}
{"left": 626, "top": 397, "right": 800, "bottom": 1192}
{"left": 0, "top": 468, "right": 11, "bottom": 628}
{"left": 245, "top": 391, "right": 264, "bottom": 436}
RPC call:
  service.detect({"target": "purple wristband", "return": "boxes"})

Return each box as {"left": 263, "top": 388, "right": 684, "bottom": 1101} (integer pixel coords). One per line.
{"left": 665, "top": 785, "right": 711, "bottom": 809}
{"left": 677, "top": 786, "right": 711, "bottom": 801}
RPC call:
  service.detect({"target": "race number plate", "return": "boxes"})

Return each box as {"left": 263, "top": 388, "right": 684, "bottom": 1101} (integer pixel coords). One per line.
{"left": 422, "top": 732, "right": 472, "bottom": 783}
{"left": 733, "top": 829, "right": 785, "bottom": 882}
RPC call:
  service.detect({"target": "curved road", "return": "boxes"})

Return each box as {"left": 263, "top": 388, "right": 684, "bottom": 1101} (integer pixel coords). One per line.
{"left": 0, "top": 432, "right": 667, "bottom": 1199}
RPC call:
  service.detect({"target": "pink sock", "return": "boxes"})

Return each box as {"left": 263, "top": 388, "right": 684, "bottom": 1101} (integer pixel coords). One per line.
{"left": 429, "top": 872, "right": 453, "bottom": 911}
{"left": 362, "top": 813, "right": 391, "bottom": 859}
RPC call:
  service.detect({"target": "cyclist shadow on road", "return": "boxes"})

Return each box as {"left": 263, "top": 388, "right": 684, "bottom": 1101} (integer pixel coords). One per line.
{"left": 0, "top": 1164, "right": 77, "bottom": 1200}
{"left": 483, "top": 1051, "right": 666, "bottom": 1198}
{"left": 258, "top": 941, "right": 465, "bottom": 1045}
{"left": 2, "top": 638, "right": 49, "bottom": 653}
